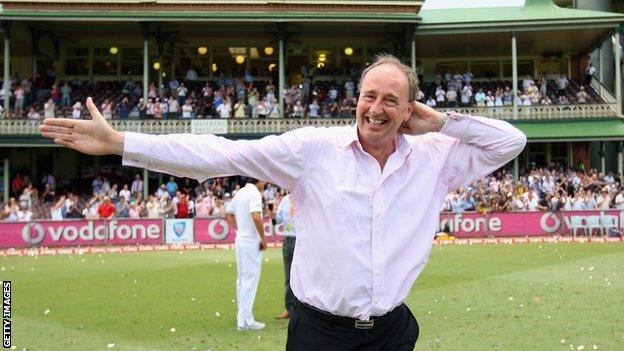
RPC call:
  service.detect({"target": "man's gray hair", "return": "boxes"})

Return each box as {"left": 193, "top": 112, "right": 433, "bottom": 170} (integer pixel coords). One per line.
{"left": 358, "top": 53, "right": 420, "bottom": 102}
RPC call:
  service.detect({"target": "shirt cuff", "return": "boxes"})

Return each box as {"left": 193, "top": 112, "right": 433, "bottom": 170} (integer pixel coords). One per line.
{"left": 122, "top": 132, "right": 154, "bottom": 169}
{"left": 438, "top": 112, "right": 471, "bottom": 140}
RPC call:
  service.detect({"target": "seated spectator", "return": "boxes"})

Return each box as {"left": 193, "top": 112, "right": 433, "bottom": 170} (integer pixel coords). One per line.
{"left": 426, "top": 96, "right": 436, "bottom": 107}
{"left": 576, "top": 86, "right": 588, "bottom": 103}
{"left": 308, "top": 99, "right": 320, "bottom": 118}
{"left": 558, "top": 95, "right": 570, "bottom": 105}
{"left": 292, "top": 101, "right": 305, "bottom": 118}
{"left": 27, "top": 107, "right": 41, "bottom": 121}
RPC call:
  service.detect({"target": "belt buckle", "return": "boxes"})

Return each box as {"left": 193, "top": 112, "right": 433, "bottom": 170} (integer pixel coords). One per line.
{"left": 354, "top": 319, "right": 374, "bottom": 329}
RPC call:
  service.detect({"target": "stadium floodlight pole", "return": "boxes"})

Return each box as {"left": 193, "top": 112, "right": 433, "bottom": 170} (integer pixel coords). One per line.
{"left": 2, "top": 21, "right": 11, "bottom": 119}
{"left": 511, "top": 31, "right": 518, "bottom": 120}
{"left": 141, "top": 23, "right": 150, "bottom": 102}
{"left": 278, "top": 22, "right": 285, "bottom": 118}
{"left": 613, "top": 29, "right": 622, "bottom": 116}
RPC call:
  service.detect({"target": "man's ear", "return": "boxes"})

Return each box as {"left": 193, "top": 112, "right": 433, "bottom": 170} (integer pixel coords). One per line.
{"left": 404, "top": 101, "right": 415, "bottom": 122}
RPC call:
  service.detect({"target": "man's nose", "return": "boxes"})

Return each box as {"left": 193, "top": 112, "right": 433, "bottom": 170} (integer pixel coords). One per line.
{"left": 369, "top": 99, "right": 383, "bottom": 115}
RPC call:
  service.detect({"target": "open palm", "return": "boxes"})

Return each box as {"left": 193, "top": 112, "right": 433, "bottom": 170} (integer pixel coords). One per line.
{"left": 39, "top": 97, "right": 124, "bottom": 156}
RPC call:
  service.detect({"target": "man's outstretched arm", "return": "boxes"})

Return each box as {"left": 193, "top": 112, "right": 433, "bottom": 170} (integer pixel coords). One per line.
{"left": 40, "top": 96, "right": 317, "bottom": 190}
{"left": 40, "top": 97, "right": 125, "bottom": 156}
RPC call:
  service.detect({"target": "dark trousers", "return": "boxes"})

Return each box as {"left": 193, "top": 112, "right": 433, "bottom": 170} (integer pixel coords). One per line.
{"left": 286, "top": 301, "right": 419, "bottom": 350}
{"left": 282, "top": 236, "right": 296, "bottom": 311}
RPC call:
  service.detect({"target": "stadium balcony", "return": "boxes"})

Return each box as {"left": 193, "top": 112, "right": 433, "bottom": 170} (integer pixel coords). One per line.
{"left": 0, "top": 102, "right": 619, "bottom": 138}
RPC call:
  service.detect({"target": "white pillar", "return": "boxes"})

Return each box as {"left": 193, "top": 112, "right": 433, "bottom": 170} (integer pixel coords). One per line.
{"left": 600, "top": 142, "right": 606, "bottom": 174}
{"left": 512, "top": 31, "right": 518, "bottom": 119}
{"left": 3, "top": 158, "right": 8, "bottom": 204}
{"left": 278, "top": 24, "right": 285, "bottom": 118}
{"left": 410, "top": 27, "right": 416, "bottom": 71}
{"left": 3, "top": 22, "right": 10, "bottom": 118}
{"left": 613, "top": 30, "right": 622, "bottom": 116}
{"left": 158, "top": 55, "right": 163, "bottom": 94}
{"left": 143, "top": 168, "right": 149, "bottom": 199}
{"left": 142, "top": 24, "right": 149, "bottom": 102}
{"left": 513, "top": 157, "right": 519, "bottom": 181}
{"left": 617, "top": 142, "right": 623, "bottom": 175}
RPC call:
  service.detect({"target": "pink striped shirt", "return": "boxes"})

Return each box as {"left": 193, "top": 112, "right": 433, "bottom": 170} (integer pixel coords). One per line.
{"left": 122, "top": 113, "right": 526, "bottom": 320}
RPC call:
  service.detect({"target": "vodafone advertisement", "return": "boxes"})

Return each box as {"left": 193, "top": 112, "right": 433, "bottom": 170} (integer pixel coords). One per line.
{"left": 0, "top": 211, "right": 621, "bottom": 248}
{"left": 0, "top": 219, "right": 163, "bottom": 248}
{"left": 194, "top": 218, "right": 285, "bottom": 244}
{"left": 439, "top": 210, "right": 624, "bottom": 238}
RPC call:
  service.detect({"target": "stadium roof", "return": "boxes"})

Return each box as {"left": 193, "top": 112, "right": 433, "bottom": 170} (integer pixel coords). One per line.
{"left": 0, "top": 0, "right": 423, "bottom": 23}
{"left": 416, "top": 0, "right": 624, "bottom": 58}
{"left": 419, "top": 0, "right": 624, "bottom": 32}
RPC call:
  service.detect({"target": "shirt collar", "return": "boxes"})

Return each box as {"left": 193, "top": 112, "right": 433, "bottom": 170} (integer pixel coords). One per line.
{"left": 339, "top": 125, "right": 413, "bottom": 158}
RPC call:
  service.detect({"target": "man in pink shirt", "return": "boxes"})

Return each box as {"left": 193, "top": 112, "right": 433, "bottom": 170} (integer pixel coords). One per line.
{"left": 40, "top": 54, "right": 526, "bottom": 350}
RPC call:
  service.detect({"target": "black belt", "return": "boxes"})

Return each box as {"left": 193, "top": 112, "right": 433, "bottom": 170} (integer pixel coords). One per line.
{"left": 294, "top": 299, "right": 401, "bottom": 330}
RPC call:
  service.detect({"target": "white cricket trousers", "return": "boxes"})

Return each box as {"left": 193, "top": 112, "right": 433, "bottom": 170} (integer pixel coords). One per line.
{"left": 235, "top": 240, "right": 262, "bottom": 327}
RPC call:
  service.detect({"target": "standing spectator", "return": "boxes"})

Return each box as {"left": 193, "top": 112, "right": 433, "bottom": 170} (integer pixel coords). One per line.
{"left": 344, "top": 78, "right": 355, "bottom": 101}
{"left": 117, "top": 97, "right": 131, "bottom": 119}
{"left": 556, "top": 74, "right": 569, "bottom": 97}
{"left": 435, "top": 85, "right": 446, "bottom": 106}
{"left": 274, "top": 192, "right": 297, "bottom": 320}
{"left": 217, "top": 97, "right": 232, "bottom": 118}
{"left": 168, "top": 96, "right": 179, "bottom": 119}
{"left": 71, "top": 101, "right": 82, "bottom": 119}
{"left": 116, "top": 197, "right": 130, "bottom": 218}
{"left": 131, "top": 174, "right": 143, "bottom": 195}
{"left": 446, "top": 88, "right": 458, "bottom": 108}
{"left": 176, "top": 194, "right": 190, "bottom": 218}
{"left": 61, "top": 82, "right": 72, "bottom": 106}
{"left": 182, "top": 99, "right": 194, "bottom": 119}
{"left": 50, "top": 196, "right": 65, "bottom": 220}
{"left": 119, "top": 184, "right": 131, "bottom": 202}
{"left": 101, "top": 98, "right": 113, "bottom": 119}
{"left": 14, "top": 84, "right": 24, "bottom": 118}
{"left": 97, "top": 197, "right": 116, "bottom": 219}
{"left": 44, "top": 98, "right": 55, "bottom": 118}
{"left": 596, "top": 189, "right": 611, "bottom": 210}
{"left": 614, "top": 189, "right": 624, "bottom": 209}
{"left": 146, "top": 196, "right": 161, "bottom": 218}
{"left": 233, "top": 99, "right": 246, "bottom": 118}
{"left": 166, "top": 177, "right": 178, "bottom": 198}
{"left": 177, "top": 82, "right": 188, "bottom": 105}
{"left": 186, "top": 67, "right": 198, "bottom": 82}
{"left": 584, "top": 61, "right": 596, "bottom": 86}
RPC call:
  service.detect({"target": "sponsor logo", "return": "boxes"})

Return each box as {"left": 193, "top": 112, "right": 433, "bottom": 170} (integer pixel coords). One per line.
{"left": 173, "top": 222, "right": 186, "bottom": 237}
{"left": 20, "top": 221, "right": 161, "bottom": 246}
{"left": 207, "top": 219, "right": 230, "bottom": 241}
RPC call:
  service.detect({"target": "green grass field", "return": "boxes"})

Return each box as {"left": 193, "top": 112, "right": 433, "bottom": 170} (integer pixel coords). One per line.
{"left": 4, "top": 242, "right": 624, "bottom": 350}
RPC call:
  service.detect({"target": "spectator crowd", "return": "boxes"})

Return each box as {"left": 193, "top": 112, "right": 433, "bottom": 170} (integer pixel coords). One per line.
{"left": 3, "top": 165, "right": 624, "bottom": 222}
{"left": 0, "top": 61, "right": 604, "bottom": 121}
